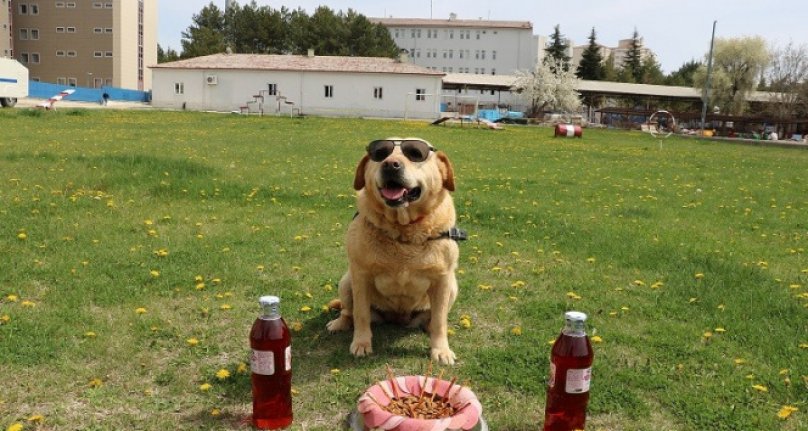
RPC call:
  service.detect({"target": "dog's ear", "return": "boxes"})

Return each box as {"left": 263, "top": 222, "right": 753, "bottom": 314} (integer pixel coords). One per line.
{"left": 436, "top": 151, "right": 455, "bottom": 192}
{"left": 353, "top": 154, "right": 369, "bottom": 190}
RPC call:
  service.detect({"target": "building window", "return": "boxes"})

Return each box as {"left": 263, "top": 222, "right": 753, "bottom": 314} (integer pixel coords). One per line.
{"left": 66, "top": 50, "right": 77, "bottom": 57}
{"left": 94, "top": 51, "right": 103, "bottom": 58}
{"left": 476, "top": 31, "right": 481, "bottom": 40}
{"left": 93, "top": 78, "right": 103, "bottom": 88}
{"left": 19, "top": 3, "right": 27, "bottom": 14}
{"left": 56, "top": 50, "right": 65, "bottom": 57}
{"left": 174, "top": 82, "right": 184, "bottom": 95}
{"left": 31, "top": 4, "right": 38, "bottom": 14}
{"left": 56, "top": 2, "right": 65, "bottom": 7}
{"left": 105, "top": 28, "right": 113, "bottom": 33}
{"left": 481, "top": 50, "right": 486, "bottom": 60}
{"left": 324, "top": 85, "right": 333, "bottom": 98}
{"left": 19, "top": 29, "right": 28, "bottom": 40}
{"left": 105, "top": 51, "right": 113, "bottom": 57}
{"left": 373, "top": 87, "right": 383, "bottom": 99}
{"left": 491, "top": 68, "right": 496, "bottom": 75}
{"left": 31, "top": 53, "right": 40, "bottom": 63}
{"left": 68, "top": 77, "right": 77, "bottom": 87}
{"left": 415, "top": 88, "right": 426, "bottom": 101}
{"left": 30, "top": 29, "right": 39, "bottom": 40}
{"left": 56, "top": 27, "right": 65, "bottom": 33}
{"left": 57, "top": 77, "right": 67, "bottom": 85}
{"left": 492, "top": 50, "right": 497, "bottom": 60}
{"left": 67, "top": 27, "right": 76, "bottom": 33}
{"left": 94, "top": 28, "right": 103, "bottom": 34}
{"left": 20, "top": 52, "right": 29, "bottom": 63}
{"left": 92, "top": 2, "right": 102, "bottom": 8}
{"left": 267, "top": 83, "right": 277, "bottom": 96}
{"left": 104, "top": 2, "right": 112, "bottom": 8}
{"left": 66, "top": 2, "right": 76, "bottom": 7}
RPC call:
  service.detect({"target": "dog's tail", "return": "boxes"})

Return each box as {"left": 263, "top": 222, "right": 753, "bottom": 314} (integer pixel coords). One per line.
{"left": 327, "top": 298, "right": 342, "bottom": 310}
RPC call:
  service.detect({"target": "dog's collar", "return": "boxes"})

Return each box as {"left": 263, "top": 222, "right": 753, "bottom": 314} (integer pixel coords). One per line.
{"left": 352, "top": 212, "right": 467, "bottom": 242}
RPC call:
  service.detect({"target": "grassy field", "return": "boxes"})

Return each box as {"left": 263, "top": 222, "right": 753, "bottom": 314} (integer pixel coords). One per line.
{"left": 0, "top": 109, "right": 806, "bottom": 431}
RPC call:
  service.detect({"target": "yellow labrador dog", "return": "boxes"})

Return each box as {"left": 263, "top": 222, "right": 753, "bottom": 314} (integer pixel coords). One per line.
{"left": 327, "top": 137, "right": 464, "bottom": 365}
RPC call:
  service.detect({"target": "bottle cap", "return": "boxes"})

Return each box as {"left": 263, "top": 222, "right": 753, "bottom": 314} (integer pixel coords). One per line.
{"left": 259, "top": 295, "right": 280, "bottom": 306}
{"left": 565, "top": 311, "right": 587, "bottom": 322}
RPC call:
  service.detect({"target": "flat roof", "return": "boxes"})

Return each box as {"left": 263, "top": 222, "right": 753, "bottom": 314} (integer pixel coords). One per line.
{"left": 371, "top": 17, "right": 532, "bottom": 30}
{"left": 442, "top": 73, "right": 776, "bottom": 102}
{"left": 151, "top": 53, "right": 445, "bottom": 76}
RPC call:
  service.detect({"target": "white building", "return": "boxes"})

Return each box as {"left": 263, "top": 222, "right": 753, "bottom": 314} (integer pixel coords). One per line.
{"left": 150, "top": 53, "right": 445, "bottom": 119}
{"left": 371, "top": 15, "right": 545, "bottom": 76}
{"left": 571, "top": 38, "right": 654, "bottom": 71}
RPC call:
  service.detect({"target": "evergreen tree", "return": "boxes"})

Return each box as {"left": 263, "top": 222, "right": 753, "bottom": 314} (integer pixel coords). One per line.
{"left": 576, "top": 27, "right": 605, "bottom": 80}
{"left": 157, "top": 44, "right": 180, "bottom": 63}
{"left": 544, "top": 25, "right": 571, "bottom": 73}
{"left": 602, "top": 53, "right": 619, "bottom": 82}
{"left": 180, "top": 3, "right": 226, "bottom": 58}
{"left": 639, "top": 53, "right": 665, "bottom": 84}
{"left": 621, "top": 28, "right": 644, "bottom": 83}
{"left": 665, "top": 60, "right": 701, "bottom": 87}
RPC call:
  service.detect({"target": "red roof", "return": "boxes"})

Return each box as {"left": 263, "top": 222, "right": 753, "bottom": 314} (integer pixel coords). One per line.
{"left": 150, "top": 53, "right": 444, "bottom": 76}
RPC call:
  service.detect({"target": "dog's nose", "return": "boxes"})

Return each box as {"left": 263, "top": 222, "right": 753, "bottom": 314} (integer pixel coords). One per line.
{"left": 382, "top": 159, "right": 402, "bottom": 172}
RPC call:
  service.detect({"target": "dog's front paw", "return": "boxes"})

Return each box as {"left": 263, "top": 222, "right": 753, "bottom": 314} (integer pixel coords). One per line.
{"left": 431, "top": 347, "right": 456, "bottom": 365}
{"left": 326, "top": 315, "right": 352, "bottom": 332}
{"left": 350, "top": 338, "right": 373, "bottom": 357}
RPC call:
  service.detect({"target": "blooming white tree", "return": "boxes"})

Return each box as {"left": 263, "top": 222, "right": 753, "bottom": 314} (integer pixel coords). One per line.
{"left": 513, "top": 58, "right": 581, "bottom": 117}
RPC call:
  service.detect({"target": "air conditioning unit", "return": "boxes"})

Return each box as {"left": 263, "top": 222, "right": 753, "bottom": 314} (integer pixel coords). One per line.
{"left": 205, "top": 75, "right": 218, "bottom": 85}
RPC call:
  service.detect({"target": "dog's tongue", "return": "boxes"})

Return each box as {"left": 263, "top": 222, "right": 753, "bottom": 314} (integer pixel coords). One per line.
{"left": 381, "top": 187, "right": 407, "bottom": 201}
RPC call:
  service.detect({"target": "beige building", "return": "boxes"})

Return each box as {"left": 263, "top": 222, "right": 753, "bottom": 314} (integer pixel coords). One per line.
{"left": 1, "top": 0, "right": 11, "bottom": 57}
{"left": 10, "top": 0, "right": 157, "bottom": 90}
{"left": 572, "top": 38, "right": 653, "bottom": 71}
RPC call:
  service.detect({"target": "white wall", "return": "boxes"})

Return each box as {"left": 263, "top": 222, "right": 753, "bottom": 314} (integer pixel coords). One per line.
{"left": 152, "top": 68, "right": 443, "bottom": 119}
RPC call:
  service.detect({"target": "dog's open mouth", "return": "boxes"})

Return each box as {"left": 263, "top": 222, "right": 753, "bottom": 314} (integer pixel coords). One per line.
{"left": 380, "top": 183, "right": 422, "bottom": 207}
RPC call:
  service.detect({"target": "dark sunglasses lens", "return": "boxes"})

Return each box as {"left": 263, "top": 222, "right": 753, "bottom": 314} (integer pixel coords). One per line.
{"left": 368, "top": 141, "right": 394, "bottom": 161}
{"left": 401, "top": 141, "right": 431, "bottom": 162}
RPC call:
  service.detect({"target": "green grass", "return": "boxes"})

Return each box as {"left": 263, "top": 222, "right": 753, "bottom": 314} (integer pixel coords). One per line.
{"left": 0, "top": 109, "right": 806, "bottom": 431}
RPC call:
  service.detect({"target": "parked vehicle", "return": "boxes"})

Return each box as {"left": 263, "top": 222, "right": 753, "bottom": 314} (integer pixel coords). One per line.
{"left": 0, "top": 58, "right": 29, "bottom": 108}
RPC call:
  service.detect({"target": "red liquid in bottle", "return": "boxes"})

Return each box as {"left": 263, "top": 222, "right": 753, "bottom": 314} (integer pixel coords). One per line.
{"left": 250, "top": 296, "right": 292, "bottom": 430}
{"left": 543, "top": 311, "right": 594, "bottom": 431}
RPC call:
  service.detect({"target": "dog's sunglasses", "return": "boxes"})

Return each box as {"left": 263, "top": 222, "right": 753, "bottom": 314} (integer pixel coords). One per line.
{"left": 366, "top": 139, "right": 436, "bottom": 163}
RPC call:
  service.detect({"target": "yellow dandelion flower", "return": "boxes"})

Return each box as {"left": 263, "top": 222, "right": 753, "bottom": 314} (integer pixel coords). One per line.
{"left": 702, "top": 331, "right": 713, "bottom": 339}
{"left": 633, "top": 280, "right": 645, "bottom": 287}
{"left": 195, "top": 282, "right": 206, "bottom": 290}
{"left": 211, "top": 278, "right": 221, "bottom": 285}
{"left": 215, "top": 369, "right": 230, "bottom": 380}
{"left": 778, "top": 369, "right": 790, "bottom": 376}
{"left": 777, "top": 405, "right": 798, "bottom": 420}
{"left": 256, "top": 265, "right": 265, "bottom": 272}
{"left": 26, "top": 415, "right": 44, "bottom": 423}
{"left": 219, "top": 304, "right": 232, "bottom": 310}
{"left": 547, "top": 338, "right": 556, "bottom": 345}
{"left": 186, "top": 338, "right": 199, "bottom": 347}
{"left": 299, "top": 305, "right": 312, "bottom": 312}
{"left": 511, "top": 280, "right": 526, "bottom": 288}
{"left": 0, "top": 315, "right": 10, "bottom": 324}
{"left": 291, "top": 321, "right": 303, "bottom": 332}
{"left": 237, "top": 362, "right": 248, "bottom": 374}
{"left": 447, "top": 328, "right": 456, "bottom": 336}
{"left": 714, "top": 327, "right": 726, "bottom": 333}
{"left": 608, "top": 311, "right": 618, "bottom": 317}
{"left": 591, "top": 335, "right": 603, "bottom": 343}
{"left": 694, "top": 273, "right": 705, "bottom": 280}
{"left": 199, "top": 383, "right": 212, "bottom": 391}
{"left": 510, "top": 326, "right": 522, "bottom": 336}
{"left": 21, "top": 300, "right": 36, "bottom": 308}
{"left": 84, "top": 331, "right": 97, "bottom": 338}
{"left": 586, "top": 257, "right": 596, "bottom": 263}
{"left": 789, "top": 284, "right": 801, "bottom": 289}
{"left": 147, "top": 229, "right": 158, "bottom": 237}
{"left": 154, "top": 249, "right": 169, "bottom": 258}
{"left": 135, "top": 307, "right": 147, "bottom": 314}
{"left": 330, "top": 368, "right": 341, "bottom": 376}
{"left": 210, "top": 408, "right": 221, "bottom": 417}
{"left": 194, "top": 275, "right": 204, "bottom": 282}
{"left": 17, "top": 232, "right": 27, "bottom": 240}
{"left": 478, "top": 284, "right": 492, "bottom": 290}
{"left": 149, "top": 270, "right": 160, "bottom": 278}
{"left": 7, "top": 423, "right": 24, "bottom": 431}
{"left": 752, "top": 384, "right": 768, "bottom": 392}
{"left": 88, "top": 378, "right": 103, "bottom": 388}
{"left": 717, "top": 304, "right": 726, "bottom": 311}
{"left": 459, "top": 315, "right": 472, "bottom": 328}
{"left": 688, "top": 297, "right": 699, "bottom": 303}
{"left": 734, "top": 358, "right": 746, "bottom": 365}
{"left": 651, "top": 281, "right": 664, "bottom": 289}
{"left": 799, "top": 343, "right": 808, "bottom": 349}
{"left": 566, "top": 291, "right": 582, "bottom": 300}
{"left": 6, "top": 294, "right": 18, "bottom": 302}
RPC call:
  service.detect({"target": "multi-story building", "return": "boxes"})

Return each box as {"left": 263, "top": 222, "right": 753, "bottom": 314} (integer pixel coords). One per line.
{"left": 10, "top": 0, "right": 157, "bottom": 90}
{"left": 372, "top": 14, "right": 546, "bottom": 76}
{"left": 571, "top": 38, "right": 653, "bottom": 71}
{"left": 1, "top": 0, "right": 12, "bottom": 57}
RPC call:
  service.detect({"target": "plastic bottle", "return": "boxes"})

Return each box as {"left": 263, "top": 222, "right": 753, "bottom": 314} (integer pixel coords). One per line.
{"left": 250, "top": 295, "right": 293, "bottom": 430}
{"left": 543, "top": 311, "right": 594, "bottom": 431}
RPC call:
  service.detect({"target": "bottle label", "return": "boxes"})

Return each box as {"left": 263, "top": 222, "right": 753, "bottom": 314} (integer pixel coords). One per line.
{"left": 565, "top": 367, "right": 592, "bottom": 393}
{"left": 284, "top": 345, "right": 292, "bottom": 371}
{"left": 251, "top": 350, "right": 275, "bottom": 375}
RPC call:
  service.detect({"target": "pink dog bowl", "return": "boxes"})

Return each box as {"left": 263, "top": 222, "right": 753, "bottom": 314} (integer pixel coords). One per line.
{"left": 353, "top": 375, "right": 484, "bottom": 431}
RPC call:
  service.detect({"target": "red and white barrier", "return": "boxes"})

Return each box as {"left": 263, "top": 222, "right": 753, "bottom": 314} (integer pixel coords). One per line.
{"left": 554, "top": 123, "right": 582, "bottom": 138}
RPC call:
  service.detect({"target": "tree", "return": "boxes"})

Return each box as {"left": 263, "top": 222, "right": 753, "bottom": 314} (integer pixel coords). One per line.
{"left": 180, "top": 3, "right": 226, "bottom": 58}
{"left": 665, "top": 60, "right": 701, "bottom": 87}
{"left": 765, "top": 41, "right": 808, "bottom": 119}
{"left": 157, "top": 44, "right": 180, "bottom": 63}
{"left": 639, "top": 53, "right": 665, "bottom": 85}
{"left": 620, "top": 28, "right": 644, "bottom": 83}
{"left": 576, "top": 28, "right": 605, "bottom": 80}
{"left": 544, "top": 25, "right": 571, "bottom": 73}
{"left": 224, "top": 1, "right": 287, "bottom": 54}
{"left": 513, "top": 58, "right": 581, "bottom": 117}
{"left": 693, "top": 36, "right": 770, "bottom": 115}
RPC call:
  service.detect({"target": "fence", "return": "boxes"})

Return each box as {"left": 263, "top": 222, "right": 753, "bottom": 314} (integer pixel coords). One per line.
{"left": 29, "top": 81, "right": 150, "bottom": 103}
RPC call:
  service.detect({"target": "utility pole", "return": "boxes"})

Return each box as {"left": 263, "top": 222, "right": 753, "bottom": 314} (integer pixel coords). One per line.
{"left": 700, "top": 20, "right": 717, "bottom": 135}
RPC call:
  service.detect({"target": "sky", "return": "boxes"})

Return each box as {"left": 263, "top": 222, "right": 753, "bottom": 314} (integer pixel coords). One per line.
{"left": 158, "top": 0, "right": 808, "bottom": 74}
